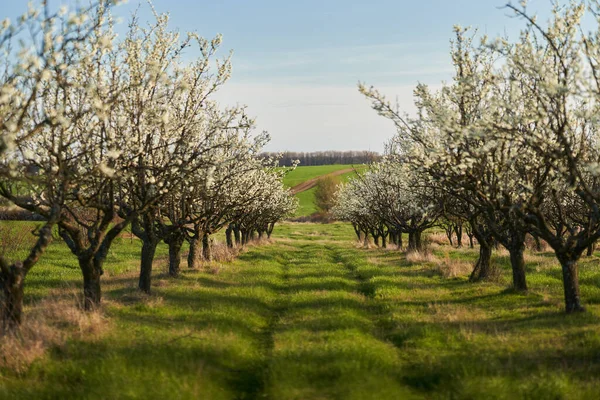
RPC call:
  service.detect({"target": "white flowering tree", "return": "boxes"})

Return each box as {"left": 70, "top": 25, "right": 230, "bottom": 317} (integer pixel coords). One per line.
{"left": 359, "top": 26, "right": 538, "bottom": 289}
{"left": 488, "top": 1, "right": 600, "bottom": 312}
{"left": 227, "top": 164, "right": 297, "bottom": 246}
{"left": 332, "top": 160, "right": 441, "bottom": 251}
{"left": 360, "top": 1, "right": 600, "bottom": 312}
{"left": 108, "top": 8, "right": 249, "bottom": 292}
{"left": 0, "top": 1, "right": 120, "bottom": 330}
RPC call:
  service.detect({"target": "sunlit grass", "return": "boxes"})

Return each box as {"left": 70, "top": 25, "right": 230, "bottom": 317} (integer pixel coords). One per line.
{"left": 1, "top": 222, "right": 599, "bottom": 399}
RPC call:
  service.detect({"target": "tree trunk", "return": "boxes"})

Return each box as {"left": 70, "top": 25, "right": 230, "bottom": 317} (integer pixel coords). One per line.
{"left": 1, "top": 265, "right": 25, "bottom": 332}
{"left": 445, "top": 227, "right": 454, "bottom": 246}
{"left": 202, "top": 233, "right": 212, "bottom": 262}
{"left": 139, "top": 239, "right": 158, "bottom": 294}
{"left": 455, "top": 225, "right": 463, "bottom": 248}
{"left": 469, "top": 241, "right": 493, "bottom": 282}
{"left": 373, "top": 235, "right": 380, "bottom": 247}
{"left": 353, "top": 223, "right": 361, "bottom": 241}
{"left": 408, "top": 230, "right": 423, "bottom": 252}
{"left": 468, "top": 234, "right": 474, "bottom": 249}
{"left": 557, "top": 254, "right": 585, "bottom": 313}
{"left": 508, "top": 241, "right": 527, "bottom": 291}
{"left": 398, "top": 231, "right": 403, "bottom": 250}
{"left": 80, "top": 257, "right": 102, "bottom": 310}
{"left": 381, "top": 233, "right": 387, "bottom": 249}
{"left": 234, "top": 227, "right": 241, "bottom": 245}
{"left": 226, "top": 226, "right": 234, "bottom": 248}
{"left": 187, "top": 236, "right": 201, "bottom": 269}
{"left": 586, "top": 241, "right": 596, "bottom": 257}
{"left": 267, "top": 222, "right": 275, "bottom": 239}
{"left": 363, "top": 231, "right": 369, "bottom": 248}
{"left": 168, "top": 234, "right": 184, "bottom": 277}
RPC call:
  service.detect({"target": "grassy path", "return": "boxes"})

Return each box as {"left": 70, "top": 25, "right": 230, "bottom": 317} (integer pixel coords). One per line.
{"left": 2, "top": 222, "right": 600, "bottom": 399}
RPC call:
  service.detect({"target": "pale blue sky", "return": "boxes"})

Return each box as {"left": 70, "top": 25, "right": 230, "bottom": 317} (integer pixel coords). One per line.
{"left": 1, "top": 0, "right": 555, "bottom": 152}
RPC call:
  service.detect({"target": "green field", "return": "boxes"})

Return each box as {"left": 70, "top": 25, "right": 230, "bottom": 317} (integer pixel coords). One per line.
{"left": 294, "top": 187, "right": 319, "bottom": 216}
{"left": 282, "top": 164, "right": 361, "bottom": 188}
{"left": 284, "top": 165, "right": 364, "bottom": 217}
{"left": 2, "top": 222, "right": 600, "bottom": 399}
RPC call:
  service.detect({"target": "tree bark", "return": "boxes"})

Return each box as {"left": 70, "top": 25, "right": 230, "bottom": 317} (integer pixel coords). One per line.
{"left": 508, "top": 242, "right": 527, "bottom": 291}
{"left": 408, "top": 230, "right": 423, "bottom": 252}
{"left": 445, "top": 226, "right": 454, "bottom": 246}
{"left": 586, "top": 241, "right": 596, "bottom": 257}
{"left": 168, "top": 234, "right": 184, "bottom": 277}
{"left": 1, "top": 264, "right": 25, "bottom": 332}
{"left": 267, "top": 222, "right": 275, "bottom": 239}
{"left": 187, "top": 236, "right": 201, "bottom": 269}
{"left": 226, "top": 226, "right": 234, "bottom": 248}
{"left": 469, "top": 241, "right": 493, "bottom": 282}
{"left": 139, "top": 239, "right": 158, "bottom": 294}
{"left": 353, "top": 223, "right": 361, "bottom": 241}
{"left": 80, "top": 257, "right": 102, "bottom": 310}
{"left": 234, "top": 227, "right": 241, "bottom": 245}
{"left": 557, "top": 254, "right": 585, "bottom": 313}
{"left": 202, "top": 233, "right": 212, "bottom": 262}
{"left": 455, "top": 224, "right": 463, "bottom": 248}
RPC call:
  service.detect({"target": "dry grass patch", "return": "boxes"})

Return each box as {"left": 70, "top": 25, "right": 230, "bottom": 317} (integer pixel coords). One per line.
{"left": 428, "top": 232, "right": 449, "bottom": 246}
{"left": 406, "top": 249, "right": 439, "bottom": 264}
{"left": 0, "top": 297, "right": 107, "bottom": 373}
{"left": 434, "top": 254, "right": 473, "bottom": 278}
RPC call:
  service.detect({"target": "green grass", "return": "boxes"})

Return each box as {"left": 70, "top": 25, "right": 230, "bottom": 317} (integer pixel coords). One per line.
{"left": 2, "top": 222, "right": 600, "bottom": 399}
{"left": 282, "top": 165, "right": 362, "bottom": 188}
{"left": 288, "top": 166, "right": 365, "bottom": 217}
{"left": 294, "top": 187, "right": 318, "bottom": 216}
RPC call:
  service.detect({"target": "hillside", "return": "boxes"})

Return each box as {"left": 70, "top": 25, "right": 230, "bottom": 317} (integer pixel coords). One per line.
{"left": 283, "top": 165, "right": 365, "bottom": 217}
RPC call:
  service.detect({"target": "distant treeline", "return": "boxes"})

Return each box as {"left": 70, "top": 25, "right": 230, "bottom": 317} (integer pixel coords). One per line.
{"left": 264, "top": 151, "right": 381, "bottom": 167}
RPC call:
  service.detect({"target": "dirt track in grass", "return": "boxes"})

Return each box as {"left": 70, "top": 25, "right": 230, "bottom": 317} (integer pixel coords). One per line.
{"left": 290, "top": 168, "right": 355, "bottom": 194}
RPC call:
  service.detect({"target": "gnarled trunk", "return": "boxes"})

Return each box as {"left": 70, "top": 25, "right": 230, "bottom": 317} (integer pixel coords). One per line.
{"left": 509, "top": 244, "right": 527, "bottom": 291}
{"left": 202, "top": 233, "right": 212, "bottom": 262}
{"left": 408, "top": 230, "right": 423, "bottom": 252}
{"left": 508, "top": 233, "right": 527, "bottom": 291}
{"left": 557, "top": 254, "right": 585, "bottom": 313}
{"left": 187, "top": 236, "right": 201, "bottom": 269}
{"left": 226, "top": 226, "right": 234, "bottom": 248}
{"left": 1, "top": 265, "right": 25, "bottom": 332}
{"left": 168, "top": 234, "right": 185, "bottom": 277}
{"left": 80, "top": 256, "right": 102, "bottom": 310}
{"left": 469, "top": 241, "right": 493, "bottom": 282}
{"left": 454, "top": 224, "right": 463, "bottom": 248}
{"left": 139, "top": 239, "right": 159, "bottom": 294}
